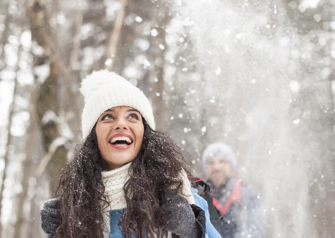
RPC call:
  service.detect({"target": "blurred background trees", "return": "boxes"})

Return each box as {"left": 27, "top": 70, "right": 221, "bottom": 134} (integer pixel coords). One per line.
{"left": 0, "top": 0, "right": 334, "bottom": 237}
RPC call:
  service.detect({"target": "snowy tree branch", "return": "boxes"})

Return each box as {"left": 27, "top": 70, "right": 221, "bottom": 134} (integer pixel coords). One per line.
{"left": 106, "top": 0, "right": 128, "bottom": 71}
{"left": 35, "top": 137, "right": 67, "bottom": 178}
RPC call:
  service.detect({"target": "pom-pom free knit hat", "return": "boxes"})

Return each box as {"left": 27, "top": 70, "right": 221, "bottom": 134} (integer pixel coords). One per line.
{"left": 80, "top": 70, "right": 155, "bottom": 138}
{"left": 202, "top": 143, "right": 237, "bottom": 171}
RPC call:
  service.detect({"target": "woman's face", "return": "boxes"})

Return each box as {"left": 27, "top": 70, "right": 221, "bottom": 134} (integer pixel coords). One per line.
{"left": 95, "top": 106, "right": 144, "bottom": 170}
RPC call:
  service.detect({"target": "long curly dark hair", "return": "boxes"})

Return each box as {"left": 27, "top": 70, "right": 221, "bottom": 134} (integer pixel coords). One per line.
{"left": 56, "top": 119, "right": 189, "bottom": 238}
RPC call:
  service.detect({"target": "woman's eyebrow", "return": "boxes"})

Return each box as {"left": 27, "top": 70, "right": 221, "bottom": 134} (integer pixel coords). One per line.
{"left": 127, "top": 109, "right": 140, "bottom": 113}
{"left": 104, "top": 109, "right": 114, "bottom": 112}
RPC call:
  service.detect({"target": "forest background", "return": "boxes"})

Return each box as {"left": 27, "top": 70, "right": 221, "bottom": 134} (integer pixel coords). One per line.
{"left": 0, "top": 0, "right": 334, "bottom": 237}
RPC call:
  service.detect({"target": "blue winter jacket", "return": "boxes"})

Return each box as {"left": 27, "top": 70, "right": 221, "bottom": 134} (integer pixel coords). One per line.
{"left": 107, "top": 188, "right": 222, "bottom": 238}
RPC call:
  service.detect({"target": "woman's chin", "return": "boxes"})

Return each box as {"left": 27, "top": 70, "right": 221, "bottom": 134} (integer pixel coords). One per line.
{"left": 105, "top": 157, "right": 135, "bottom": 170}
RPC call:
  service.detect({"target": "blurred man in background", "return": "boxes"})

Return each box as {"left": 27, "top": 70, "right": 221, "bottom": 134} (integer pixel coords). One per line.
{"left": 202, "top": 143, "right": 265, "bottom": 238}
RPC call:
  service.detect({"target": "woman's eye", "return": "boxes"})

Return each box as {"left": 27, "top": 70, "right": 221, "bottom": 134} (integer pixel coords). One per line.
{"left": 101, "top": 114, "right": 114, "bottom": 120}
{"left": 129, "top": 113, "right": 139, "bottom": 120}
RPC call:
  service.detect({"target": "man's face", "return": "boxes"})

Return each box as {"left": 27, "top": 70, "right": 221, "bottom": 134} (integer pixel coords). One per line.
{"left": 205, "top": 156, "right": 233, "bottom": 188}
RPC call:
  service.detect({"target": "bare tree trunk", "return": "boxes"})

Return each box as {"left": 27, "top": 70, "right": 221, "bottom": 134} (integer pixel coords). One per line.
{"left": 25, "top": 2, "right": 81, "bottom": 125}
{"left": 13, "top": 89, "right": 39, "bottom": 238}
{"left": 106, "top": 0, "right": 128, "bottom": 71}
{"left": 35, "top": 64, "right": 68, "bottom": 195}
{"left": 0, "top": 43, "right": 21, "bottom": 238}
{"left": 112, "top": 0, "right": 156, "bottom": 75}
{"left": 28, "top": 0, "right": 68, "bottom": 196}
{"left": 69, "top": 0, "right": 83, "bottom": 72}
{"left": 0, "top": 4, "right": 10, "bottom": 73}
{"left": 150, "top": 6, "right": 171, "bottom": 130}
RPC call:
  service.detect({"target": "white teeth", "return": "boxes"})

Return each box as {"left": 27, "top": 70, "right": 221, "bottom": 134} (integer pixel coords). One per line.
{"left": 110, "top": 136, "right": 133, "bottom": 144}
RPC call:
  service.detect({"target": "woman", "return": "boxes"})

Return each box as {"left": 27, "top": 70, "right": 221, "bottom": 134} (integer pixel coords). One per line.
{"left": 40, "top": 70, "right": 221, "bottom": 238}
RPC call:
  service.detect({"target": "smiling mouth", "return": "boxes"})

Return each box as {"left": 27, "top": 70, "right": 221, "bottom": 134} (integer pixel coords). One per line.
{"left": 109, "top": 136, "right": 133, "bottom": 145}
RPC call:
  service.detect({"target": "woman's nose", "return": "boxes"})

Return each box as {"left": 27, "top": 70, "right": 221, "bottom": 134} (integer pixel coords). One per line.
{"left": 113, "top": 117, "right": 128, "bottom": 130}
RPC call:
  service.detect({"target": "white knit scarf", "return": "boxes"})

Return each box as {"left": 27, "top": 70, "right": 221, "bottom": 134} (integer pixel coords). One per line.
{"left": 101, "top": 162, "right": 194, "bottom": 237}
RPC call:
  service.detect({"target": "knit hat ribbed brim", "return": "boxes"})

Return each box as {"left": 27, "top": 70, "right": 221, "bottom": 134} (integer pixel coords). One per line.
{"left": 80, "top": 70, "right": 155, "bottom": 139}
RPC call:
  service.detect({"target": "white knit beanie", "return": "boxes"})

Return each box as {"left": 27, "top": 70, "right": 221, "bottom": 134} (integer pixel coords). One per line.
{"left": 80, "top": 70, "right": 155, "bottom": 139}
